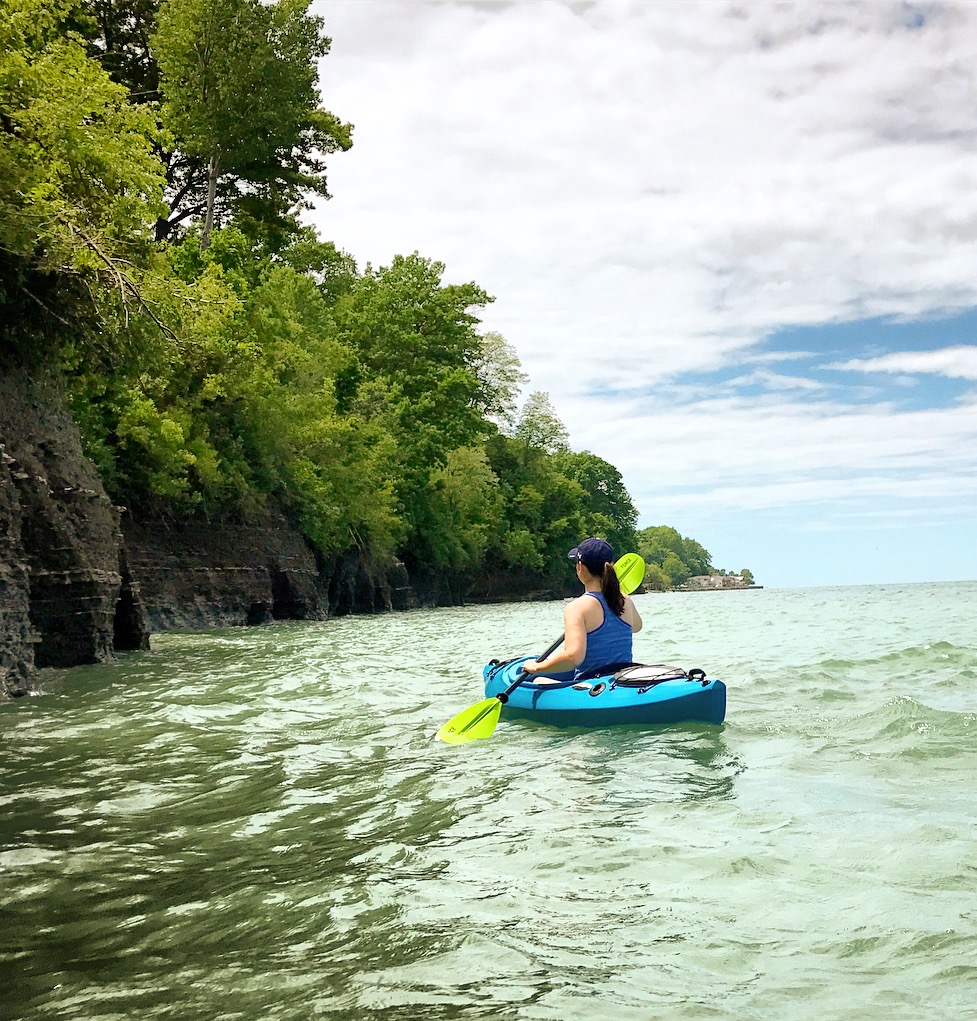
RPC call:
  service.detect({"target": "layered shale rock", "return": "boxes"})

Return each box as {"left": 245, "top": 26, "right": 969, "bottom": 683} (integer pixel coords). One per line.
{"left": 121, "top": 516, "right": 411, "bottom": 630}
{"left": 0, "top": 367, "right": 149, "bottom": 697}
{"left": 0, "top": 450, "right": 36, "bottom": 697}
{"left": 121, "top": 512, "right": 328, "bottom": 631}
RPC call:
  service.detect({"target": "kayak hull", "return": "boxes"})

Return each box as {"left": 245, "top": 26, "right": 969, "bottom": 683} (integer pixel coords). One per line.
{"left": 483, "top": 656, "right": 726, "bottom": 728}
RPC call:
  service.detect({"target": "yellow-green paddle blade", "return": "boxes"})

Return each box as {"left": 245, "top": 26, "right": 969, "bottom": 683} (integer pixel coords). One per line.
{"left": 614, "top": 552, "right": 646, "bottom": 594}
{"left": 435, "top": 697, "right": 504, "bottom": 744}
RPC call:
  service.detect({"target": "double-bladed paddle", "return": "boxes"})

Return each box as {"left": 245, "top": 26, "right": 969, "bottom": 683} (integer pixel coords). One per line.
{"left": 435, "top": 552, "right": 646, "bottom": 744}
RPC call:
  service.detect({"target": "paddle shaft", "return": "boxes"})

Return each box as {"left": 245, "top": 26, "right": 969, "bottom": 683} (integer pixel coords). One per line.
{"left": 497, "top": 633, "right": 565, "bottom": 704}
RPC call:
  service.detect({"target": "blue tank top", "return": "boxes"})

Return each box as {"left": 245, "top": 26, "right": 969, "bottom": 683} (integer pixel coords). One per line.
{"left": 574, "top": 592, "right": 633, "bottom": 679}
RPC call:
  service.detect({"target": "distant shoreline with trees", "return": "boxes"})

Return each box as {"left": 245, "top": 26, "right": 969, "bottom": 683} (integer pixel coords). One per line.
{"left": 636, "top": 526, "right": 757, "bottom": 592}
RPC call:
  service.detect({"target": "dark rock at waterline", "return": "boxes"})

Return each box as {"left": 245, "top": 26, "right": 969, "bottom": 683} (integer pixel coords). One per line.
{"left": 120, "top": 515, "right": 411, "bottom": 631}
{"left": 0, "top": 366, "right": 145, "bottom": 698}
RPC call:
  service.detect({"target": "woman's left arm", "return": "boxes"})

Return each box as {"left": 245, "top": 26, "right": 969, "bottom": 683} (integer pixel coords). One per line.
{"left": 623, "top": 595, "right": 643, "bottom": 634}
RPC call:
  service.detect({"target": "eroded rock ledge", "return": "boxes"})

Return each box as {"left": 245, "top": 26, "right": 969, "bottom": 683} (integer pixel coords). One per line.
{"left": 0, "top": 366, "right": 145, "bottom": 697}
{"left": 120, "top": 515, "right": 410, "bottom": 632}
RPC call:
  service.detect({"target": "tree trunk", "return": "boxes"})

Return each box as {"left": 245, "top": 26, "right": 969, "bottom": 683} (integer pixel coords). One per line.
{"left": 201, "top": 151, "right": 219, "bottom": 250}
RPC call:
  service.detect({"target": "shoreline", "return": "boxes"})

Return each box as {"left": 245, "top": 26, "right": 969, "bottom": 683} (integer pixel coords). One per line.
{"left": 672, "top": 584, "right": 764, "bottom": 593}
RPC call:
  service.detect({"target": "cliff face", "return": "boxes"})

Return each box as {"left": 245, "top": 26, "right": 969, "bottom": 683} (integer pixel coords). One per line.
{"left": 121, "top": 515, "right": 411, "bottom": 632}
{"left": 0, "top": 367, "right": 412, "bottom": 700}
{"left": 0, "top": 367, "right": 147, "bottom": 697}
{"left": 0, "top": 443, "right": 35, "bottom": 697}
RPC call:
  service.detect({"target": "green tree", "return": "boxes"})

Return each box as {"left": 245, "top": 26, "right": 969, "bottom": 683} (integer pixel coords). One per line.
{"left": 152, "top": 0, "right": 351, "bottom": 247}
{"left": 643, "top": 563, "right": 668, "bottom": 591}
{"left": 64, "top": 223, "right": 404, "bottom": 556}
{"left": 426, "top": 446, "right": 504, "bottom": 569}
{"left": 85, "top": 0, "right": 160, "bottom": 98}
{"left": 474, "top": 331, "right": 527, "bottom": 430}
{"left": 638, "top": 525, "right": 712, "bottom": 576}
{"left": 0, "top": 0, "right": 165, "bottom": 353}
{"left": 636, "top": 524, "right": 715, "bottom": 588}
{"left": 486, "top": 404, "right": 571, "bottom": 574}
{"left": 740, "top": 568, "right": 754, "bottom": 585}
{"left": 637, "top": 526, "right": 684, "bottom": 569}
{"left": 333, "top": 253, "right": 492, "bottom": 566}
{"left": 661, "top": 551, "right": 691, "bottom": 587}
{"left": 513, "top": 391, "right": 570, "bottom": 453}
{"left": 553, "top": 450, "right": 637, "bottom": 556}
{"left": 680, "top": 537, "right": 711, "bottom": 577}
{"left": 483, "top": 433, "right": 578, "bottom": 572}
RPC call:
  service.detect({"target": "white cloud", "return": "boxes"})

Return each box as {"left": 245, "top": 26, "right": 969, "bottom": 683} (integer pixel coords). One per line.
{"left": 649, "top": 470, "right": 977, "bottom": 516}
{"left": 829, "top": 346, "right": 977, "bottom": 379}
{"left": 722, "top": 370, "right": 826, "bottom": 392}
{"left": 312, "top": 1, "right": 977, "bottom": 379}
{"left": 581, "top": 392, "right": 977, "bottom": 511}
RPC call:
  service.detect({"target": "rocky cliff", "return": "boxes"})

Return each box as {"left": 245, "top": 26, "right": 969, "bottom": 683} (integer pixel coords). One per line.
{"left": 0, "top": 365, "right": 145, "bottom": 697}
{"left": 0, "top": 366, "right": 411, "bottom": 700}
{"left": 121, "top": 515, "right": 410, "bottom": 632}
{"left": 0, "top": 440, "right": 35, "bottom": 697}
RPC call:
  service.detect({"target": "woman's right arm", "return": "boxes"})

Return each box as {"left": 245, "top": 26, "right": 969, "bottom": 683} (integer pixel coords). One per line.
{"left": 523, "top": 599, "right": 588, "bottom": 678}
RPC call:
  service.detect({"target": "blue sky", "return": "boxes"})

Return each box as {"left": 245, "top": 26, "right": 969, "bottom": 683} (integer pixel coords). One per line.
{"left": 308, "top": 0, "right": 977, "bottom": 587}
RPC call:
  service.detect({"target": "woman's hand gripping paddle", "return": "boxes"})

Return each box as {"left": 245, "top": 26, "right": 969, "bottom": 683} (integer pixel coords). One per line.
{"left": 435, "top": 553, "right": 646, "bottom": 744}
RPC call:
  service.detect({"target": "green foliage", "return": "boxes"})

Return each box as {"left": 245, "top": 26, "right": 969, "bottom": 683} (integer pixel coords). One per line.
{"left": 475, "top": 331, "right": 527, "bottom": 430}
{"left": 331, "top": 252, "right": 493, "bottom": 564}
{"left": 484, "top": 434, "right": 567, "bottom": 571}
{"left": 115, "top": 388, "right": 200, "bottom": 500}
{"left": 84, "top": 227, "right": 402, "bottom": 552}
{"left": 553, "top": 451, "right": 637, "bottom": 556}
{"left": 0, "top": 0, "right": 165, "bottom": 350}
{"left": 84, "top": 0, "right": 160, "bottom": 99}
{"left": 643, "top": 563, "right": 669, "bottom": 591}
{"left": 661, "top": 551, "right": 691, "bottom": 587}
{"left": 634, "top": 526, "right": 754, "bottom": 589}
{"left": 482, "top": 435, "right": 638, "bottom": 582}
{"left": 513, "top": 390, "right": 570, "bottom": 454}
{"left": 426, "top": 447, "right": 504, "bottom": 569}
{"left": 502, "top": 527, "right": 543, "bottom": 569}
{"left": 5, "top": 7, "right": 734, "bottom": 601}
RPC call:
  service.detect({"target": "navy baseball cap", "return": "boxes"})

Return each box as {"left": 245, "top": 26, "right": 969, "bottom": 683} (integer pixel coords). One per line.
{"left": 567, "top": 537, "right": 614, "bottom": 572}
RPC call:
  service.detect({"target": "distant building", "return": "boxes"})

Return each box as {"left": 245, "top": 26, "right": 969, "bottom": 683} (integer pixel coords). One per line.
{"left": 677, "top": 574, "right": 761, "bottom": 591}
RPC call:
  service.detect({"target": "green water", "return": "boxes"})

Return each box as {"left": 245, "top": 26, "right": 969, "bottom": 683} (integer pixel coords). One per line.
{"left": 2, "top": 582, "right": 976, "bottom": 1020}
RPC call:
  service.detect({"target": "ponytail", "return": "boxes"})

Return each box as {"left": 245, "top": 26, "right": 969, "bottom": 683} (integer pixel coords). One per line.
{"left": 601, "top": 562, "right": 625, "bottom": 617}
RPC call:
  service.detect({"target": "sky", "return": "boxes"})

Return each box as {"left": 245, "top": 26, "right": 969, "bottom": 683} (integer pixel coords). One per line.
{"left": 306, "top": 0, "right": 977, "bottom": 588}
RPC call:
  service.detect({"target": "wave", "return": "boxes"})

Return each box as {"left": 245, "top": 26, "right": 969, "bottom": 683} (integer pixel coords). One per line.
{"left": 842, "top": 696, "right": 977, "bottom": 762}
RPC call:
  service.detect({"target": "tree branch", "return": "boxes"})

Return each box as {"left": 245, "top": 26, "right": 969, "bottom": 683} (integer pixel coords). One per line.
{"left": 60, "top": 216, "right": 175, "bottom": 339}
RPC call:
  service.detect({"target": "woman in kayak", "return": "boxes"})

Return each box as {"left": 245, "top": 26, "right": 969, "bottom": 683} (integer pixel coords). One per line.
{"left": 523, "top": 537, "right": 642, "bottom": 681}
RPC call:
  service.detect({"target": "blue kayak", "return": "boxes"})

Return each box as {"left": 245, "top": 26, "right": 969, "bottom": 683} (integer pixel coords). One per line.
{"left": 483, "top": 657, "right": 726, "bottom": 728}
